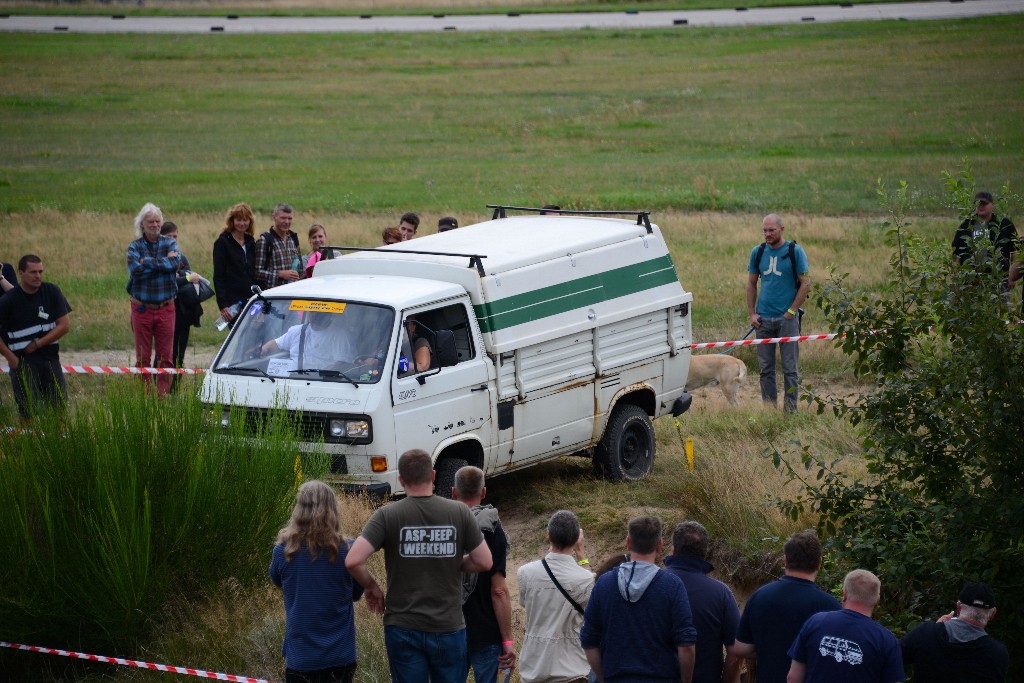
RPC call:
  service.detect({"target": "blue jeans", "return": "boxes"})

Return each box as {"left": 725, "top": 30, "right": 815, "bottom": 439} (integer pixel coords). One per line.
{"left": 755, "top": 314, "right": 800, "bottom": 412}
{"left": 466, "top": 643, "right": 501, "bottom": 683}
{"left": 385, "top": 625, "right": 467, "bottom": 683}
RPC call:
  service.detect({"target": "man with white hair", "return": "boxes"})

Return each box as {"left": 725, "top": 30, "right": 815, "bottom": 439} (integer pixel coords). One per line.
{"left": 786, "top": 569, "right": 903, "bottom": 683}
{"left": 901, "top": 581, "right": 1008, "bottom": 682}
{"left": 126, "top": 202, "right": 180, "bottom": 397}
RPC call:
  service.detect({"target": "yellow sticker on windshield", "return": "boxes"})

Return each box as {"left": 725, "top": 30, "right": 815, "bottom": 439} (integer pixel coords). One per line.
{"left": 289, "top": 300, "right": 347, "bottom": 314}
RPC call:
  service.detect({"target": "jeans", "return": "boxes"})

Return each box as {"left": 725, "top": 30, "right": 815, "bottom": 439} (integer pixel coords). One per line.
{"left": 755, "top": 314, "right": 800, "bottom": 412}
{"left": 130, "top": 301, "right": 176, "bottom": 397}
{"left": 385, "top": 625, "right": 467, "bottom": 683}
{"left": 467, "top": 643, "right": 501, "bottom": 683}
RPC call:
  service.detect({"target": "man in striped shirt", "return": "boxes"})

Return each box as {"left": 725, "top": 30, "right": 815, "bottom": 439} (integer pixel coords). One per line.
{"left": 0, "top": 254, "right": 72, "bottom": 420}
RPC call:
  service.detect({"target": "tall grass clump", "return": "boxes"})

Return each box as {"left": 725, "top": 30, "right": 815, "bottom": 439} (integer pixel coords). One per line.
{"left": 0, "top": 383, "right": 328, "bottom": 675}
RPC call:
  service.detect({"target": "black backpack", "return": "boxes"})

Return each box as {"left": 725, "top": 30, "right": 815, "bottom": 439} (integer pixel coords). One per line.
{"left": 753, "top": 240, "right": 800, "bottom": 286}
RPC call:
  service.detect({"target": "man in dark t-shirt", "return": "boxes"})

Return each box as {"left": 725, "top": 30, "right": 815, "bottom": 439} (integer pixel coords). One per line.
{"left": 346, "top": 449, "right": 491, "bottom": 683}
{"left": 453, "top": 466, "right": 516, "bottom": 683}
{"left": 734, "top": 530, "right": 841, "bottom": 683}
{"left": 0, "top": 255, "right": 72, "bottom": 420}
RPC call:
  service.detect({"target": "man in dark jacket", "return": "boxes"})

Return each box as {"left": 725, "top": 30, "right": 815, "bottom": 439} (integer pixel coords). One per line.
{"left": 901, "top": 581, "right": 1008, "bottom": 682}
{"left": 664, "top": 521, "right": 741, "bottom": 683}
{"left": 453, "top": 466, "right": 516, "bottom": 683}
{"left": 951, "top": 191, "right": 1018, "bottom": 285}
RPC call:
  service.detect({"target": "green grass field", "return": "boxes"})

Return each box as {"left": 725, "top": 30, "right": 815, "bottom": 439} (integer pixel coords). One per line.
{"left": 1, "top": 17, "right": 1022, "bottom": 216}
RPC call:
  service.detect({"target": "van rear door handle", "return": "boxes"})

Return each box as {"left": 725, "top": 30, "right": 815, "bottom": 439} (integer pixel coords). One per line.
{"left": 471, "top": 384, "right": 488, "bottom": 392}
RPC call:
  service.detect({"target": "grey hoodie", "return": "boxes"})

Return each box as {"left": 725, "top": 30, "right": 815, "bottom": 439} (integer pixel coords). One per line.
{"left": 616, "top": 560, "right": 661, "bottom": 603}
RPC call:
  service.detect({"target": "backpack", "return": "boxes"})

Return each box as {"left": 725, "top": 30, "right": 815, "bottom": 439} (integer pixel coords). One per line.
{"left": 461, "top": 505, "right": 508, "bottom": 604}
{"left": 753, "top": 240, "right": 800, "bottom": 286}
{"left": 260, "top": 229, "right": 300, "bottom": 267}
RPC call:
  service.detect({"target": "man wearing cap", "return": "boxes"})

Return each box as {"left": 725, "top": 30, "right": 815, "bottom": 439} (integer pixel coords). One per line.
{"left": 952, "top": 191, "right": 1018, "bottom": 291}
{"left": 438, "top": 216, "right": 459, "bottom": 233}
{"left": 901, "top": 581, "right": 1008, "bottom": 682}
{"left": 786, "top": 569, "right": 903, "bottom": 683}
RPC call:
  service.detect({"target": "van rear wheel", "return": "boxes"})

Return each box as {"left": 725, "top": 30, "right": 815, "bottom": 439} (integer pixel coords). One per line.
{"left": 594, "top": 404, "right": 655, "bottom": 482}
{"left": 434, "top": 457, "right": 468, "bottom": 499}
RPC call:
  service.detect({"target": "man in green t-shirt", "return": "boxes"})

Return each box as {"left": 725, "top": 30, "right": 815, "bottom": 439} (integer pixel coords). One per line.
{"left": 347, "top": 449, "right": 492, "bottom": 682}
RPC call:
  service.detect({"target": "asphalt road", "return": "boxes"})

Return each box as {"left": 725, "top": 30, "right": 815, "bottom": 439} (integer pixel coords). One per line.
{"left": 1, "top": 0, "right": 1021, "bottom": 34}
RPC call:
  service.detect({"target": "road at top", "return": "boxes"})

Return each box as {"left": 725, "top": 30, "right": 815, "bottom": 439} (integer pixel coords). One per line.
{"left": 0, "top": 0, "right": 1021, "bottom": 33}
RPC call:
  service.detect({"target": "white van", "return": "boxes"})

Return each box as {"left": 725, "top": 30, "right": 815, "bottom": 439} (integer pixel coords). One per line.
{"left": 201, "top": 208, "right": 693, "bottom": 497}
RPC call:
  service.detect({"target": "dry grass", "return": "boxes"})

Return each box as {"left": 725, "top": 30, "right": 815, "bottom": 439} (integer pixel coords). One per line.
{"left": 0, "top": 208, "right": 963, "bottom": 354}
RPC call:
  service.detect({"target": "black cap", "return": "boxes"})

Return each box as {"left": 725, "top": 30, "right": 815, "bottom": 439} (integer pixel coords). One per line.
{"left": 958, "top": 581, "right": 996, "bottom": 609}
{"left": 974, "top": 191, "right": 994, "bottom": 205}
{"left": 438, "top": 216, "right": 458, "bottom": 231}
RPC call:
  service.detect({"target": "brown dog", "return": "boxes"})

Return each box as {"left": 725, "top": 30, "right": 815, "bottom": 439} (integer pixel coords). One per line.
{"left": 685, "top": 354, "right": 747, "bottom": 406}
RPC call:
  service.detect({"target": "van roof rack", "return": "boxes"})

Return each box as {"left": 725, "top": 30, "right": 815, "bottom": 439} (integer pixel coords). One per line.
{"left": 486, "top": 205, "right": 652, "bottom": 234}
{"left": 329, "top": 246, "right": 488, "bottom": 276}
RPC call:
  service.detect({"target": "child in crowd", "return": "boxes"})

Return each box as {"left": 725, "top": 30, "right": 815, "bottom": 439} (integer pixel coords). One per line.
{"left": 270, "top": 480, "right": 363, "bottom": 683}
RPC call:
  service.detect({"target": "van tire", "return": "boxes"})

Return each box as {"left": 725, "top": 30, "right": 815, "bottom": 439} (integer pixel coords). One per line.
{"left": 434, "top": 457, "right": 468, "bottom": 499}
{"left": 594, "top": 404, "right": 655, "bottom": 482}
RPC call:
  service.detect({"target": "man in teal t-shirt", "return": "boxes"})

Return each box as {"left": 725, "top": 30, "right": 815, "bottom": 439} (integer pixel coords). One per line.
{"left": 746, "top": 213, "right": 810, "bottom": 412}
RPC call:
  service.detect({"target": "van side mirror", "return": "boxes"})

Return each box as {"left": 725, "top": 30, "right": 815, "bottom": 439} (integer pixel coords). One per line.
{"left": 434, "top": 329, "right": 458, "bottom": 368}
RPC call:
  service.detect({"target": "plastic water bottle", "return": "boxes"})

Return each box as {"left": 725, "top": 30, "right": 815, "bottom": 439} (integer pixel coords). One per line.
{"left": 214, "top": 300, "right": 243, "bottom": 331}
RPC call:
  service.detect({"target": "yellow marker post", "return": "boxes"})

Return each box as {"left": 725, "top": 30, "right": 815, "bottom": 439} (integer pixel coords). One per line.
{"left": 685, "top": 436, "right": 694, "bottom": 472}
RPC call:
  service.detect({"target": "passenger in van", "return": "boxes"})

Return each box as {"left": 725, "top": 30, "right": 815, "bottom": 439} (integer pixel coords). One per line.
{"left": 400, "top": 317, "right": 433, "bottom": 374}
{"left": 260, "top": 312, "right": 355, "bottom": 369}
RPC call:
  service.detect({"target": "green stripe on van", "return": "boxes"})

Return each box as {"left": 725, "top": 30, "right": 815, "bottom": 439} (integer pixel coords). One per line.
{"left": 474, "top": 254, "right": 680, "bottom": 333}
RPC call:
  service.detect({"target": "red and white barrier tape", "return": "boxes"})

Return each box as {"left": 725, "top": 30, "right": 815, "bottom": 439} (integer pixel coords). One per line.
{"left": 0, "top": 366, "right": 204, "bottom": 375}
{"left": 0, "top": 333, "right": 846, "bottom": 374}
{"left": 0, "top": 641, "right": 271, "bottom": 682}
{"left": 691, "top": 333, "right": 840, "bottom": 350}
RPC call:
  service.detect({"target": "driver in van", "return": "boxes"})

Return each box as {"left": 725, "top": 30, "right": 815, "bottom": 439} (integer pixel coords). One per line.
{"left": 260, "top": 311, "right": 355, "bottom": 369}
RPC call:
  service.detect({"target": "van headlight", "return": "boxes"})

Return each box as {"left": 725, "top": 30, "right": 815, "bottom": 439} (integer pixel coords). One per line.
{"left": 329, "top": 418, "right": 370, "bottom": 440}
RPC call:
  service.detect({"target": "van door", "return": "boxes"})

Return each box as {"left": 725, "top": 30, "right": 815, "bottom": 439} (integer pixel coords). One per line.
{"left": 390, "top": 300, "right": 494, "bottom": 469}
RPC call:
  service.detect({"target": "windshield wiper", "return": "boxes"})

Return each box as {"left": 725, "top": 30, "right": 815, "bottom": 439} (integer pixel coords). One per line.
{"left": 219, "top": 366, "right": 276, "bottom": 382}
{"left": 219, "top": 364, "right": 276, "bottom": 383}
{"left": 290, "top": 368, "right": 358, "bottom": 387}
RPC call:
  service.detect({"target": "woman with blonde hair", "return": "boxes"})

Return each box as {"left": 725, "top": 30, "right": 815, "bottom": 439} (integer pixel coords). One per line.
{"left": 212, "top": 203, "right": 257, "bottom": 327}
{"left": 270, "top": 480, "right": 363, "bottom": 683}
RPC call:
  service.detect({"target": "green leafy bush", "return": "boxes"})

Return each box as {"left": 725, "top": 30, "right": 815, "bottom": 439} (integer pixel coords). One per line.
{"left": 0, "top": 383, "right": 327, "bottom": 666}
{"left": 770, "top": 175, "right": 1023, "bottom": 672}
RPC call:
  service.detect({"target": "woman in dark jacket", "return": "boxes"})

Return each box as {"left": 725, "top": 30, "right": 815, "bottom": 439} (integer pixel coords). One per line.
{"left": 213, "top": 203, "right": 258, "bottom": 327}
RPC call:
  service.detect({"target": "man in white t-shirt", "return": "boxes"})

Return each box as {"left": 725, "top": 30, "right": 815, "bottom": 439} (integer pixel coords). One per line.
{"left": 260, "top": 311, "right": 354, "bottom": 369}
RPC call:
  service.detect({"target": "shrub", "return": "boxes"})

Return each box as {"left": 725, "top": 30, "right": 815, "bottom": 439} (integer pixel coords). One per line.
{"left": 769, "top": 175, "right": 1023, "bottom": 673}
{"left": 0, "top": 382, "right": 328, "bottom": 672}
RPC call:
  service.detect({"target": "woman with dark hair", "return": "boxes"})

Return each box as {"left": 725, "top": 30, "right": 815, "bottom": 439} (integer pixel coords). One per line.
{"left": 270, "top": 481, "right": 363, "bottom": 683}
{"left": 160, "top": 221, "right": 204, "bottom": 384}
{"left": 212, "top": 203, "right": 257, "bottom": 327}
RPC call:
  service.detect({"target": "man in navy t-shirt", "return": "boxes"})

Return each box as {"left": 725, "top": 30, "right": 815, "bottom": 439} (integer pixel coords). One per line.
{"left": 734, "top": 530, "right": 840, "bottom": 683}
{"left": 786, "top": 569, "right": 903, "bottom": 683}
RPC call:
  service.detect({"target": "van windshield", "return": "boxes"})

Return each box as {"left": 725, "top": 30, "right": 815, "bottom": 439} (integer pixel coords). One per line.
{"left": 212, "top": 299, "right": 394, "bottom": 384}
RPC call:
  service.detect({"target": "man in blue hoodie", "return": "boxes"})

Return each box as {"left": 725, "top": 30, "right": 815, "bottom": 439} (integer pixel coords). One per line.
{"left": 664, "top": 521, "right": 741, "bottom": 683}
{"left": 580, "top": 515, "right": 697, "bottom": 683}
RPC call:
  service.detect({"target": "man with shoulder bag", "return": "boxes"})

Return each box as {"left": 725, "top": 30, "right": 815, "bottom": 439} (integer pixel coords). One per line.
{"left": 518, "top": 510, "right": 595, "bottom": 683}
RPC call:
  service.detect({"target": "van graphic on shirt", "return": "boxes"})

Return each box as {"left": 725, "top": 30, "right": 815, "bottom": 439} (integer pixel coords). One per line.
{"left": 399, "top": 525, "right": 457, "bottom": 558}
{"left": 818, "top": 636, "right": 863, "bottom": 665}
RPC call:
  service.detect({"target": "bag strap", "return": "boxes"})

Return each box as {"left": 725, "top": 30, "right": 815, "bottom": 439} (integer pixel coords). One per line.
{"left": 542, "top": 558, "right": 584, "bottom": 615}
{"left": 754, "top": 240, "right": 800, "bottom": 286}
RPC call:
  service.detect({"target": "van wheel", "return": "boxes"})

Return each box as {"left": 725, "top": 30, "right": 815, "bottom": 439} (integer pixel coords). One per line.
{"left": 434, "top": 458, "right": 468, "bottom": 499}
{"left": 594, "top": 404, "right": 655, "bottom": 482}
